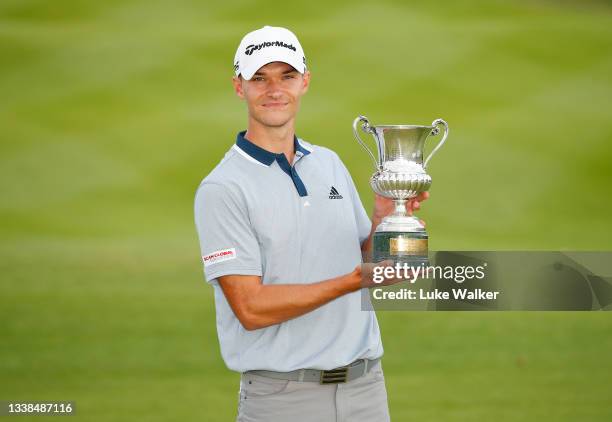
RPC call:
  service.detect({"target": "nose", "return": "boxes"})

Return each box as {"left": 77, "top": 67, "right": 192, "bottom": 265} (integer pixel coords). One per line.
{"left": 266, "top": 79, "right": 283, "bottom": 99}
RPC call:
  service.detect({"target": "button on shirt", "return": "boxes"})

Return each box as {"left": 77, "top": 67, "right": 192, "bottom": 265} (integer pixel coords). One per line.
{"left": 194, "top": 132, "right": 383, "bottom": 372}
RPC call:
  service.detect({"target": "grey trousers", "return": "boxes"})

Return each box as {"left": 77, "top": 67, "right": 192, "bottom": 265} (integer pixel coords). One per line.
{"left": 236, "top": 361, "right": 390, "bottom": 422}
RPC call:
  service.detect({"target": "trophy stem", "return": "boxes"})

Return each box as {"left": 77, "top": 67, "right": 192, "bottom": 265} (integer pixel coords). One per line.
{"left": 393, "top": 199, "right": 408, "bottom": 216}
{"left": 377, "top": 198, "right": 425, "bottom": 233}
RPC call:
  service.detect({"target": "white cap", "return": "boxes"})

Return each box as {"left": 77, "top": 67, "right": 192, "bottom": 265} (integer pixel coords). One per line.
{"left": 233, "top": 26, "right": 306, "bottom": 80}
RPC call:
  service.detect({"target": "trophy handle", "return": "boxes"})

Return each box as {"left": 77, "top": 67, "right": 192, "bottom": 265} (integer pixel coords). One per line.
{"left": 424, "top": 118, "right": 449, "bottom": 169}
{"left": 353, "top": 115, "right": 381, "bottom": 171}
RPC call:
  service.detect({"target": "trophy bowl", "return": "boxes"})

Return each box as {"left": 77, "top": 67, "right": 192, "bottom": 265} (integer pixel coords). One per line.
{"left": 370, "top": 171, "right": 432, "bottom": 200}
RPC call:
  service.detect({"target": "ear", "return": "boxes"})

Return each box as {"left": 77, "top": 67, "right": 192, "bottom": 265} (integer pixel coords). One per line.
{"left": 301, "top": 70, "right": 311, "bottom": 94}
{"left": 232, "top": 76, "right": 245, "bottom": 99}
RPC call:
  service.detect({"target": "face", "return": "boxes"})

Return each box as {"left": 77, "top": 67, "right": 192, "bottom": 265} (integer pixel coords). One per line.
{"left": 232, "top": 61, "right": 311, "bottom": 128}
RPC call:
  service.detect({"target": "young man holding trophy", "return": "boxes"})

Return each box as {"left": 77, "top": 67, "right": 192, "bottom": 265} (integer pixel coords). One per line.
{"left": 194, "top": 25, "right": 430, "bottom": 421}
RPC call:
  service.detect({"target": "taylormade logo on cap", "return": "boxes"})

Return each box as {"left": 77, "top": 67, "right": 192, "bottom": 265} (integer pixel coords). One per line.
{"left": 245, "top": 40, "right": 296, "bottom": 56}
{"left": 234, "top": 26, "right": 306, "bottom": 80}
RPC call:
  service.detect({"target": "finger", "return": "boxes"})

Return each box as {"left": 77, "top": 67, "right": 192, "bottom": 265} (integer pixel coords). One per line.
{"left": 419, "top": 219, "right": 426, "bottom": 227}
{"left": 418, "top": 191, "right": 430, "bottom": 201}
{"left": 380, "top": 260, "right": 394, "bottom": 268}
{"left": 365, "top": 260, "right": 392, "bottom": 271}
{"left": 413, "top": 201, "right": 420, "bottom": 210}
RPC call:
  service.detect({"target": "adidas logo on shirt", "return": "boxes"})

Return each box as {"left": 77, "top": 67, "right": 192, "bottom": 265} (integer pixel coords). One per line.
{"left": 329, "top": 186, "right": 343, "bottom": 199}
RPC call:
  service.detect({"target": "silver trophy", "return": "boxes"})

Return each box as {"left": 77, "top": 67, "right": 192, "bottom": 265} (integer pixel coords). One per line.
{"left": 353, "top": 115, "right": 449, "bottom": 264}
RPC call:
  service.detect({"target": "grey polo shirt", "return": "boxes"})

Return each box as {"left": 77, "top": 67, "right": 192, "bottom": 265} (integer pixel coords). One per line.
{"left": 194, "top": 131, "right": 383, "bottom": 372}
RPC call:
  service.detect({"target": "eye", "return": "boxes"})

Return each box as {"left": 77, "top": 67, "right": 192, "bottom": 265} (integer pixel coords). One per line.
{"left": 283, "top": 74, "right": 296, "bottom": 79}
{"left": 252, "top": 76, "right": 265, "bottom": 82}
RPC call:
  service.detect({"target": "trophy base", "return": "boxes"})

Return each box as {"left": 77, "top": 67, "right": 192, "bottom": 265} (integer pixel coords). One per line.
{"left": 370, "top": 203, "right": 429, "bottom": 266}
{"left": 372, "top": 230, "right": 429, "bottom": 267}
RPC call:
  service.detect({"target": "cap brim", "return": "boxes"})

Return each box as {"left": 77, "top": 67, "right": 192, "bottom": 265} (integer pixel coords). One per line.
{"left": 240, "top": 52, "right": 305, "bottom": 80}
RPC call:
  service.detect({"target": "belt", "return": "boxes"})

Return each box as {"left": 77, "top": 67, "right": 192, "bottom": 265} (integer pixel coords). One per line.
{"left": 245, "top": 358, "right": 380, "bottom": 384}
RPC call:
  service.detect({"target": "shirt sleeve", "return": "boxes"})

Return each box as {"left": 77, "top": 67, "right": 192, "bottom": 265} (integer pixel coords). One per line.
{"left": 194, "top": 182, "right": 262, "bottom": 284}
{"left": 337, "top": 158, "right": 372, "bottom": 245}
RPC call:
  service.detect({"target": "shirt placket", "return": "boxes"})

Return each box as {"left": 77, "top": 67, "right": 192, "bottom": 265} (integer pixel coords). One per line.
{"left": 275, "top": 153, "right": 308, "bottom": 197}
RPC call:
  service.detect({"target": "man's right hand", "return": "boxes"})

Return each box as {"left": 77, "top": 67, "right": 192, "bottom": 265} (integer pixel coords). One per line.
{"left": 355, "top": 261, "right": 412, "bottom": 288}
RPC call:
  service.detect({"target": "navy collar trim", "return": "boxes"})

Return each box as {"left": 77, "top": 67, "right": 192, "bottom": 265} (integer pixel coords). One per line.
{"left": 235, "top": 131, "right": 311, "bottom": 166}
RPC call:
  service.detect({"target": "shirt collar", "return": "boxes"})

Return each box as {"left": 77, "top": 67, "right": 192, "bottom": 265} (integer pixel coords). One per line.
{"left": 235, "top": 131, "right": 311, "bottom": 166}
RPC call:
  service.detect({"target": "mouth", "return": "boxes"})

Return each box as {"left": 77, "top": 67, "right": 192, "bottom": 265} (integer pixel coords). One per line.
{"left": 262, "top": 102, "right": 289, "bottom": 108}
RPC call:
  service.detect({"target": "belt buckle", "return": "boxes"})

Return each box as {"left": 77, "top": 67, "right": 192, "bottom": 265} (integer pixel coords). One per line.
{"left": 320, "top": 366, "right": 349, "bottom": 384}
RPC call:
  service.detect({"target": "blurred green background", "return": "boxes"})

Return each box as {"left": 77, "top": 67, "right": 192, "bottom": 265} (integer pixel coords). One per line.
{"left": 1, "top": 0, "right": 611, "bottom": 420}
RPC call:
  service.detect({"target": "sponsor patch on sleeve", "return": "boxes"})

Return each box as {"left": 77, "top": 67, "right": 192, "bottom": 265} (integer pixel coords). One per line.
{"left": 202, "top": 248, "right": 236, "bottom": 267}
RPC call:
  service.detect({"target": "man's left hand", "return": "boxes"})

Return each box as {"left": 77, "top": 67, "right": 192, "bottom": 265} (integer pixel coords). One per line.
{"left": 373, "top": 191, "right": 430, "bottom": 220}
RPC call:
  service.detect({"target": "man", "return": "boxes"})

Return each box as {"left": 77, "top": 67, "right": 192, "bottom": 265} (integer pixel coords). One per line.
{"left": 194, "top": 26, "right": 427, "bottom": 421}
